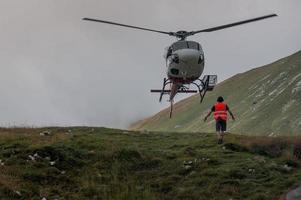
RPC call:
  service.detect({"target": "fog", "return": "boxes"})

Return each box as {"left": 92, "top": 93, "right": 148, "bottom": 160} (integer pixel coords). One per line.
{"left": 0, "top": 0, "right": 300, "bottom": 128}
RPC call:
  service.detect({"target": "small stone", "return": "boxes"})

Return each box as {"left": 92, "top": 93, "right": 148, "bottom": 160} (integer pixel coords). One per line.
{"left": 40, "top": 130, "right": 51, "bottom": 136}
{"left": 14, "top": 191, "right": 21, "bottom": 196}
{"left": 283, "top": 164, "right": 292, "bottom": 172}
{"left": 61, "top": 171, "right": 66, "bottom": 174}
{"left": 184, "top": 165, "right": 192, "bottom": 170}
{"left": 248, "top": 168, "right": 255, "bottom": 173}
{"left": 28, "top": 155, "right": 35, "bottom": 161}
{"left": 42, "top": 197, "right": 47, "bottom": 200}
{"left": 50, "top": 161, "right": 56, "bottom": 166}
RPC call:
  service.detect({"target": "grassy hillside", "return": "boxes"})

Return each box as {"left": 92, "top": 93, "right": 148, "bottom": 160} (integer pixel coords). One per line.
{"left": 0, "top": 127, "right": 301, "bottom": 199}
{"left": 131, "top": 51, "right": 301, "bottom": 135}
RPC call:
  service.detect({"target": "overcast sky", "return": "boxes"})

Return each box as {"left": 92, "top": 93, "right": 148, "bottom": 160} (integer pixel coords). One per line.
{"left": 0, "top": 0, "right": 300, "bottom": 128}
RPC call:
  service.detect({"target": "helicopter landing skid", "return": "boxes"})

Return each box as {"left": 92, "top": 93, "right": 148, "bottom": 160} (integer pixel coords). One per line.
{"left": 150, "top": 79, "right": 198, "bottom": 102}
{"left": 150, "top": 75, "right": 217, "bottom": 118}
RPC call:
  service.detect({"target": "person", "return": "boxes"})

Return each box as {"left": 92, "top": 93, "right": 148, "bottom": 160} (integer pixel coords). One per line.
{"left": 204, "top": 96, "right": 235, "bottom": 144}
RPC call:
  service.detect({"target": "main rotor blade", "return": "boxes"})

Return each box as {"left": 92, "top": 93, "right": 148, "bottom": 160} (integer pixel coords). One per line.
{"left": 191, "top": 14, "right": 277, "bottom": 34}
{"left": 83, "top": 18, "right": 172, "bottom": 35}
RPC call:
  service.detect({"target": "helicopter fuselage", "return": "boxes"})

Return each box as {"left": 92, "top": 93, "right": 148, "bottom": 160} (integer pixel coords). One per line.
{"left": 165, "top": 40, "right": 204, "bottom": 84}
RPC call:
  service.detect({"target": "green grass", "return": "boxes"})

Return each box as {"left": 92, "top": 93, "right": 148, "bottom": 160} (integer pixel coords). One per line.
{"left": 0, "top": 127, "right": 301, "bottom": 199}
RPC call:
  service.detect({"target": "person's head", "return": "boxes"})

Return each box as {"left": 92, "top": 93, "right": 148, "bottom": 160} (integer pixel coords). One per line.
{"left": 217, "top": 96, "right": 224, "bottom": 102}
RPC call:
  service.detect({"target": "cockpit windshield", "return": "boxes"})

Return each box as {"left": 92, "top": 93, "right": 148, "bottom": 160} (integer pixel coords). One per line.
{"left": 171, "top": 41, "right": 200, "bottom": 51}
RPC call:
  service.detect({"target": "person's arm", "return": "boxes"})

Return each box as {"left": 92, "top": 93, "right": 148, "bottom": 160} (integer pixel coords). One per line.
{"left": 204, "top": 111, "right": 212, "bottom": 122}
{"left": 204, "top": 106, "right": 214, "bottom": 122}
{"left": 228, "top": 108, "right": 235, "bottom": 121}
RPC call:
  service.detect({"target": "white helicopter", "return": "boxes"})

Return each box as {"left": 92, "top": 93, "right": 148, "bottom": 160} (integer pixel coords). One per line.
{"left": 83, "top": 14, "right": 277, "bottom": 117}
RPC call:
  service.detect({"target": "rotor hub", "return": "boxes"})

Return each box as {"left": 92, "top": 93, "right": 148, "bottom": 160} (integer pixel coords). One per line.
{"left": 175, "top": 31, "right": 189, "bottom": 40}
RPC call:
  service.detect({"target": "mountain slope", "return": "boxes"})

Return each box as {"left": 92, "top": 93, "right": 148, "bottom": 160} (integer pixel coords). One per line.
{"left": 131, "top": 51, "right": 301, "bottom": 135}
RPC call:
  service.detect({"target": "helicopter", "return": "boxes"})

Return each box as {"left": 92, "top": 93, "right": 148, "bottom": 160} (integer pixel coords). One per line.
{"left": 83, "top": 14, "right": 277, "bottom": 118}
